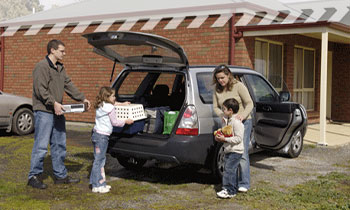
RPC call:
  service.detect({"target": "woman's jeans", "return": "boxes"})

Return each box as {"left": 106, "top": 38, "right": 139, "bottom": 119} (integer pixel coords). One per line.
{"left": 238, "top": 119, "right": 252, "bottom": 189}
{"left": 90, "top": 131, "right": 109, "bottom": 188}
{"left": 28, "top": 111, "right": 67, "bottom": 179}
{"left": 222, "top": 152, "right": 242, "bottom": 195}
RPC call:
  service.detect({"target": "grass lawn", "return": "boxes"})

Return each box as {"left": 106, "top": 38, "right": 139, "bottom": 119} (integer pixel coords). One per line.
{"left": 0, "top": 136, "right": 349, "bottom": 210}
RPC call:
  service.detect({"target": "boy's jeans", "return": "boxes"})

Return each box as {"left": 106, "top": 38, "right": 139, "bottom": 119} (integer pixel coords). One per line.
{"left": 28, "top": 111, "right": 67, "bottom": 179}
{"left": 222, "top": 152, "right": 242, "bottom": 195}
{"left": 90, "top": 131, "right": 109, "bottom": 188}
{"left": 238, "top": 119, "right": 252, "bottom": 189}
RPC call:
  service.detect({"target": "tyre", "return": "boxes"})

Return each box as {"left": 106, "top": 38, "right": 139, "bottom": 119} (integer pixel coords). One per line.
{"left": 12, "top": 108, "right": 34, "bottom": 135}
{"left": 287, "top": 130, "right": 303, "bottom": 158}
{"left": 116, "top": 155, "right": 146, "bottom": 170}
{"left": 212, "top": 142, "right": 225, "bottom": 181}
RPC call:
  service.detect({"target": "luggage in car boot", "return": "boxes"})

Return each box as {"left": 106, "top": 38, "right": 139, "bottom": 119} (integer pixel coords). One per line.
{"left": 143, "top": 106, "right": 170, "bottom": 134}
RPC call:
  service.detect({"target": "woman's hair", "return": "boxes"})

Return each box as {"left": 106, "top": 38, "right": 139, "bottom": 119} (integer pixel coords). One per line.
{"left": 212, "top": 64, "right": 235, "bottom": 93}
{"left": 94, "top": 86, "right": 115, "bottom": 109}
{"left": 223, "top": 98, "right": 239, "bottom": 114}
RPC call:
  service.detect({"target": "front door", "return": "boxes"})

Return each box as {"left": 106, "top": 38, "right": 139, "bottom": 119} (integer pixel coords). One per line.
{"left": 244, "top": 74, "right": 294, "bottom": 147}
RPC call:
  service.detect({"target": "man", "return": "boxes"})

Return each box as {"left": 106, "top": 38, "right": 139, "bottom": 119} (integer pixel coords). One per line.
{"left": 28, "top": 39, "right": 91, "bottom": 189}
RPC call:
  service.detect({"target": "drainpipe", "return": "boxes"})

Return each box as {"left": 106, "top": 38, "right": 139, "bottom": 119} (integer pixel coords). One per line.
{"left": 229, "top": 13, "right": 243, "bottom": 65}
{"left": 0, "top": 27, "right": 4, "bottom": 91}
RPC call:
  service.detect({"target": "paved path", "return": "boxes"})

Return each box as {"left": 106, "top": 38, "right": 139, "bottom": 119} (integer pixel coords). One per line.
{"left": 304, "top": 122, "right": 350, "bottom": 146}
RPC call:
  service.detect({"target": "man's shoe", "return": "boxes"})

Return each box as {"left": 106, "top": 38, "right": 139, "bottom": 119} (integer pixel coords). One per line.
{"left": 27, "top": 176, "right": 47, "bottom": 189}
{"left": 54, "top": 176, "right": 80, "bottom": 184}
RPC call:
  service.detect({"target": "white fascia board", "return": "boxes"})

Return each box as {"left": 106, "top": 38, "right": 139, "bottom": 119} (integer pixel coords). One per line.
{"left": 243, "top": 26, "right": 350, "bottom": 40}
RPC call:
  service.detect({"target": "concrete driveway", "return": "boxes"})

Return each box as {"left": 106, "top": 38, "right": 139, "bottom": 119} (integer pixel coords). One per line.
{"left": 304, "top": 122, "right": 350, "bottom": 146}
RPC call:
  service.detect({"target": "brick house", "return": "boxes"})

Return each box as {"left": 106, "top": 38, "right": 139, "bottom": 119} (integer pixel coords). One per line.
{"left": 0, "top": 0, "right": 349, "bottom": 127}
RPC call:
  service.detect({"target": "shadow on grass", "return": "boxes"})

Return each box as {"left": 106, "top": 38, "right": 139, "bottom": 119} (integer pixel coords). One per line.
{"left": 41, "top": 155, "right": 85, "bottom": 181}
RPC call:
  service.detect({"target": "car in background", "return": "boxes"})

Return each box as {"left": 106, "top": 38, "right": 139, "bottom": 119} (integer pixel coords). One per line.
{"left": 84, "top": 31, "right": 308, "bottom": 179}
{"left": 0, "top": 91, "right": 34, "bottom": 135}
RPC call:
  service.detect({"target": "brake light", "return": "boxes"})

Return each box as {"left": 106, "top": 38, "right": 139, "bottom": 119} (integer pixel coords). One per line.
{"left": 175, "top": 105, "right": 199, "bottom": 136}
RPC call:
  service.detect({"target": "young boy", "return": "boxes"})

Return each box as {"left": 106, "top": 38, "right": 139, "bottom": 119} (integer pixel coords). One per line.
{"left": 215, "top": 98, "right": 245, "bottom": 199}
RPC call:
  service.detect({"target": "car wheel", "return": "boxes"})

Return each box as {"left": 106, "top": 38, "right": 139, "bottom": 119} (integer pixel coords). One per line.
{"left": 287, "top": 130, "right": 303, "bottom": 158}
{"left": 116, "top": 155, "right": 146, "bottom": 170}
{"left": 12, "top": 108, "right": 34, "bottom": 135}
{"left": 212, "top": 142, "right": 225, "bottom": 181}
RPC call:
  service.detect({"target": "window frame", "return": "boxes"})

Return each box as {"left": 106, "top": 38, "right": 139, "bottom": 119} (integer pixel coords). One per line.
{"left": 254, "top": 38, "right": 284, "bottom": 91}
{"left": 293, "top": 45, "right": 316, "bottom": 111}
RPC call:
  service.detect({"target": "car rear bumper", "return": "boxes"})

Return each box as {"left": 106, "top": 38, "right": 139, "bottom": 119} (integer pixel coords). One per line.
{"left": 108, "top": 133, "right": 214, "bottom": 165}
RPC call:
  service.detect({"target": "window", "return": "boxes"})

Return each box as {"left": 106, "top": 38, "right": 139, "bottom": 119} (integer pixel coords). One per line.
{"left": 245, "top": 74, "right": 278, "bottom": 102}
{"left": 293, "top": 47, "right": 315, "bottom": 110}
{"left": 196, "top": 73, "right": 214, "bottom": 104}
{"left": 255, "top": 39, "right": 283, "bottom": 90}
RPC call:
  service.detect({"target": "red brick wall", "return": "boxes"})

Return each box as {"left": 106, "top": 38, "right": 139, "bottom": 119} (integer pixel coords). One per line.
{"left": 2, "top": 16, "right": 231, "bottom": 123}
{"left": 332, "top": 44, "right": 350, "bottom": 122}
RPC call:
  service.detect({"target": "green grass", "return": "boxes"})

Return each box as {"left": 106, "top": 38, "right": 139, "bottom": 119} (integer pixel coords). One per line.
{"left": 0, "top": 136, "right": 349, "bottom": 210}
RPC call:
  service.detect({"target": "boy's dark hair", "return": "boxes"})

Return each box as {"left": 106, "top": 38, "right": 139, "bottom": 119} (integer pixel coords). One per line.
{"left": 223, "top": 98, "right": 239, "bottom": 114}
{"left": 47, "top": 39, "right": 65, "bottom": 54}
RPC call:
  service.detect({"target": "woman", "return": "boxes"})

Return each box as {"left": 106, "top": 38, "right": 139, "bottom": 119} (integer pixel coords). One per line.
{"left": 212, "top": 64, "right": 253, "bottom": 193}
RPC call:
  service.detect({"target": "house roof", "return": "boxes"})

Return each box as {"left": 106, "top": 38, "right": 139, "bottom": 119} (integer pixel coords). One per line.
{"left": 0, "top": 0, "right": 349, "bottom": 37}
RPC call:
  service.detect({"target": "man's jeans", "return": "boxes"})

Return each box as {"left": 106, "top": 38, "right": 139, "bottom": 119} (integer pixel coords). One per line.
{"left": 90, "top": 131, "right": 109, "bottom": 188}
{"left": 238, "top": 119, "right": 252, "bottom": 189}
{"left": 222, "top": 152, "right": 242, "bottom": 195}
{"left": 28, "top": 111, "right": 67, "bottom": 179}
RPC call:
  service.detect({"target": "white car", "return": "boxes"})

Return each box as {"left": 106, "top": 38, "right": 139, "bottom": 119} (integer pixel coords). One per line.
{"left": 0, "top": 91, "right": 34, "bottom": 135}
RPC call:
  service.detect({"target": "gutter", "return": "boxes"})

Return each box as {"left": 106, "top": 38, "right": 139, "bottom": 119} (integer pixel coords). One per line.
{"left": 0, "top": 27, "right": 4, "bottom": 91}
{"left": 229, "top": 13, "right": 243, "bottom": 65}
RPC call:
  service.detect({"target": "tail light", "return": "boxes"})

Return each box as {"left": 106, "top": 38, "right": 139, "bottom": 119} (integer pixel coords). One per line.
{"left": 175, "top": 105, "right": 199, "bottom": 136}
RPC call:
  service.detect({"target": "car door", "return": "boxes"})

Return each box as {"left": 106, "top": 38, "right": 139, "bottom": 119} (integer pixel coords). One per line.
{"left": 0, "top": 92, "right": 10, "bottom": 126}
{"left": 244, "top": 74, "right": 295, "bottom": 148}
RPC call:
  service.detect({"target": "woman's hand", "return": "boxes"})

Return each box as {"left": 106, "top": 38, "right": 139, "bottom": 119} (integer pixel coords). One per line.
{"left": 235, "top": 114, "right": 243, "bottom": 121}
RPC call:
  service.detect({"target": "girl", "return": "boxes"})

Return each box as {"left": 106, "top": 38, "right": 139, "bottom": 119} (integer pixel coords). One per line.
{"left": 212, "top": 64, "right": 253, "bottom": 193}
{"left": 90, "top": 87, "right": 133, "bottom": 193}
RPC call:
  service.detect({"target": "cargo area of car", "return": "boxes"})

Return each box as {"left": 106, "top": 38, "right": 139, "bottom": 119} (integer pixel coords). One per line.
{"left": 113, "top": 70, "right": 186, "bottom": 136}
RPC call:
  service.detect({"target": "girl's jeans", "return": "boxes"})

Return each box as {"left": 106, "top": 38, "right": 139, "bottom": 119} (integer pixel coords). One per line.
{"left": 222, "top": 152, "right": 242, "bottom": 195}
{"left": 238, "top": 119, "right": 252, "bottom": 189}
{"left": 90, "top": 131, "right": 109, "bottom": 188}
{"left": 28, "top": 111, "right": 67, "bottom": 179}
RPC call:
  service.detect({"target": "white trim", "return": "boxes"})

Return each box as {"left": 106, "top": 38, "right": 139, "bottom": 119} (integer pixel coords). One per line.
{"left": 243, "top": 26, "right": 350, "bottom": 41}
{"left": 319, "top": 31, "right": 328, "bottom": 146}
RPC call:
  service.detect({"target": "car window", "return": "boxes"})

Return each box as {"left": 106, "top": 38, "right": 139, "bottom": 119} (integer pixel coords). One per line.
{"left": 118, "top": 72, "right": 148, "bottom": 95}
{"left": 196, "top": 73, "right": 214, "bottom": 104}
{"left": 245, "top": 74, "right": 278, "bottom": 102}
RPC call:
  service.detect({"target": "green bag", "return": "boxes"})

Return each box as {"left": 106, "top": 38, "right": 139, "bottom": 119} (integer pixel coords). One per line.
{"left": 163, "top": 111, "right": 179, "bottom": 134}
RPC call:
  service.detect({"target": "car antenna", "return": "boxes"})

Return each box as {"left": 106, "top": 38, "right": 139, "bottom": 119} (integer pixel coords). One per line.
{"left": 110, "top": 59, "right": 117, "bottom": 82}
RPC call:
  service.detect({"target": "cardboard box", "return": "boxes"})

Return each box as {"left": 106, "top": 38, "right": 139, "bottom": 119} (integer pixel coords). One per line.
{"left": 115, "top": 104, "right": 146, "bottom": 121}
{"left": 113, "top": 120, "right": 145, "bottom": 134}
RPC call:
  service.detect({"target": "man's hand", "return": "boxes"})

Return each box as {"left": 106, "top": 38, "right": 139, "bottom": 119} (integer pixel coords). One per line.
{"left": 54, "top": 101, "right": 64, "bottom": 115}
{"left": 83, "top": 99, "right": 91, "bottom": 110}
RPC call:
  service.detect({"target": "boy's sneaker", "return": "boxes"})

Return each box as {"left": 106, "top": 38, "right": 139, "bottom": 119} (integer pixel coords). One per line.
{"left": 238, "top": 187, "right": 248, "bottom": 193}
{"left": 105, "top": 185, "right": 111, "bottom": 190}
{"left": 92, "top": 186, "right": 110, "bottom": 193}
{"left": 216, "top": 189, "right": 236, "bottom": 199}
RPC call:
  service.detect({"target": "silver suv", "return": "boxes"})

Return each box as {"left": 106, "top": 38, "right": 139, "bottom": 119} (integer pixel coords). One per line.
{"left": 84, "top": 31, "right": 307, "bottom": 178}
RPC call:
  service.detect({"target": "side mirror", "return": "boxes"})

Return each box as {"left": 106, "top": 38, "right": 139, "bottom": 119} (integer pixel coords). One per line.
{"left": 279, "top": 91, "right": 290, "bottom": 102}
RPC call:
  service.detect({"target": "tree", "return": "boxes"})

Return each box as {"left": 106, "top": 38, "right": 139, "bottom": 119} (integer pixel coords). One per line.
{"left": 0, "top": 0, "right": 43, "bottom": 21}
